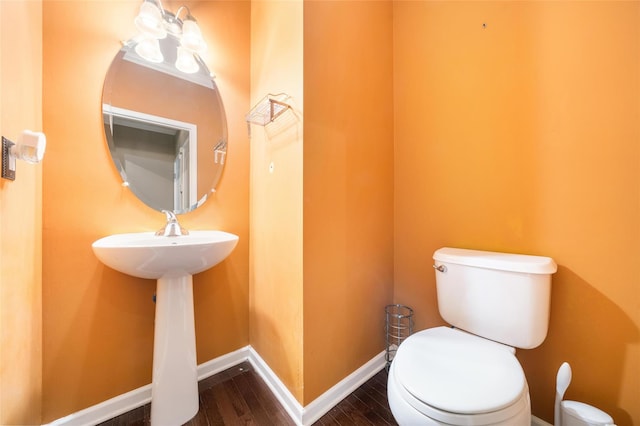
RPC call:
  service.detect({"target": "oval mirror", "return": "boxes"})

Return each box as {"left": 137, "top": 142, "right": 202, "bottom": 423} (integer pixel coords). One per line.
{"left": 102, "top": 33, "right": 227, "bottom": 214}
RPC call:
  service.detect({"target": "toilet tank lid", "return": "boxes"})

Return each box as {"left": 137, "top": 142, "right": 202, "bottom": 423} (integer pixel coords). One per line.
{"left": 433, "top": 247, "right": 558, "bottom": 274}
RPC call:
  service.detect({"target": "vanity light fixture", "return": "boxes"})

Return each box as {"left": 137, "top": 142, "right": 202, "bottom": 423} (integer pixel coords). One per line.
{"left": 1, "top": 130, "right": 47, "bottom": 181}
{"left": 134, "top": 0, "right": 207, "bottom": 74}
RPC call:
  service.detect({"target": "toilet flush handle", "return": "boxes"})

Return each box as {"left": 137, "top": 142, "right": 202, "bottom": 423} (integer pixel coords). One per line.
{"left": 433, "top": 264, "right": 447, "bottom": 273}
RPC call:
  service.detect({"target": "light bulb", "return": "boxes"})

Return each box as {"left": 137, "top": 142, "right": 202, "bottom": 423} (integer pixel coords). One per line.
{"left": 175, "top": 46, "right": 199, "bottom": 74}
{"left": 135, "top": 36, "right": 164, "bottom": 63}
{"left": 134, "top": 0, "right": 166, "bottom": 39}
{"left": 180, "top": 19, "right": 207, "bottom": 55}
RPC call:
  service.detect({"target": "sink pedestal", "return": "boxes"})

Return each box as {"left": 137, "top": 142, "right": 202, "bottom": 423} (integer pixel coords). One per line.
{"left": 151, "top": 275, "right": 198, "bottom": 425}
{"left": 91, "top": 231, "right": 239, "bottom": 426}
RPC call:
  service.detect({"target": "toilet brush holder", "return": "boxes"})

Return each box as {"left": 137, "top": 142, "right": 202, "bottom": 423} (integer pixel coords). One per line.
{"left": 385, "top": 304, "right": 414, "bottom": 367}
{"left": 555, "top": 362, "right": 616, "bottom": 426}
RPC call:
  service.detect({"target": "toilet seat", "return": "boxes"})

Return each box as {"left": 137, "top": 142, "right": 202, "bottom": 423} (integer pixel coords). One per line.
{"left": 392, "top": 327, "right": 528, "bottom": 425}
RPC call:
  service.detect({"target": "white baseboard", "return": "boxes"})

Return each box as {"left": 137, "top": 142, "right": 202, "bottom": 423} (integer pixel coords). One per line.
{"left": 532, "top": 415, "right": 553, "bottom": 426}
{"left": 197, "top": 345, "right": 252, "bottom": 381}
{"left": 44, "top": 384, "right": 153, "bottom": 426}
{"left": 44, "top": 346, "right": 386, "bottom": 426}
{"left": 301, "top": 351, "right": 386, "bottom": 425}
{"left": 246, "top": 347, "right": 304, "bottom": 425}
{"left": 247, "top": 347, "right": 387, "bottom": 426}
{"left": 45, "top": 346, "right": 251, "bottom": 426}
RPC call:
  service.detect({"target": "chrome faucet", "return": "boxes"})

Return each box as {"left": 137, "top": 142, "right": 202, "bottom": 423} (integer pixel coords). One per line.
{"left": 155, "top": 210, "right": 189, "bottom": 237}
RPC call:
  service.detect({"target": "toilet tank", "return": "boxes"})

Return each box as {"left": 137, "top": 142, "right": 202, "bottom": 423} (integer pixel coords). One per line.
{"left": 433, "top": 247, "right": 557, "bottom": 349}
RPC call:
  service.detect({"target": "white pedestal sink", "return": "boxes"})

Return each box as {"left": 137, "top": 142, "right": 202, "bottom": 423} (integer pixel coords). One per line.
{"left": 92, "top": 231, "right": 239, "bottom": 425}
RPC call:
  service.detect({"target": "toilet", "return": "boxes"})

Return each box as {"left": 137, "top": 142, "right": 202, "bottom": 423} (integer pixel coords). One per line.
{"left": 388, "top": 247, "right": 557, "bottom": 425}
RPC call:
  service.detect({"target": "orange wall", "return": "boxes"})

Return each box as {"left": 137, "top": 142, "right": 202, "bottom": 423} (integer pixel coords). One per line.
{"left": 249, "top": 0, "right": 394, "bottom": 406}
{"left": 393, "top": 1, "right": 639, "bottom": 425}
{"left": 249, "top": 0, "right": 305, "bottom": 402}
{"left": 0, "top": 1, "right": 43, "bottom": 424}
{"left": 303, "top": 0, "right": 394, "bottom": 404}
{"left": 41, "top": 1, "right": 250, "bottom": 422}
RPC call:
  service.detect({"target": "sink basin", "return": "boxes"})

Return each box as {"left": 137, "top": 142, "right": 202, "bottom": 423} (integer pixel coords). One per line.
{"left": 92, "top": 230, "right": 239, "bottom": 279}
{"left": 92, "top": 230, "right": 238, "bottom": 425}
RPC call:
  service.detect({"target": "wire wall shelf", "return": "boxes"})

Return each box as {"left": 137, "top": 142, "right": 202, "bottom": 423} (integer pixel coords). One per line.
{"left": 246, "top": 93, "right": 291, "bottom": 126}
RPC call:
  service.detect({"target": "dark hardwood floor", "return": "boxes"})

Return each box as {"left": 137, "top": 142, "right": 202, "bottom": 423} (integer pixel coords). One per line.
{"left": 98, "top": 361, "right": 397, "bottom": 426}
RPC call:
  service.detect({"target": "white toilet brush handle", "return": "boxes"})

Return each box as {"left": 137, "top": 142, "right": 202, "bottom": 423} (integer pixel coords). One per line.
{"left": 555, "top": 362, "right": 572, "bottom": 426}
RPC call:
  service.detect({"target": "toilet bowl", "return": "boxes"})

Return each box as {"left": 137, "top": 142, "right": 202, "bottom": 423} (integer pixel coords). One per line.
{"left": 388, "top": 247, "right": 557, "bottom": 426}
{"left": 388, "top": 327, "right": 531, "bottom": 425}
